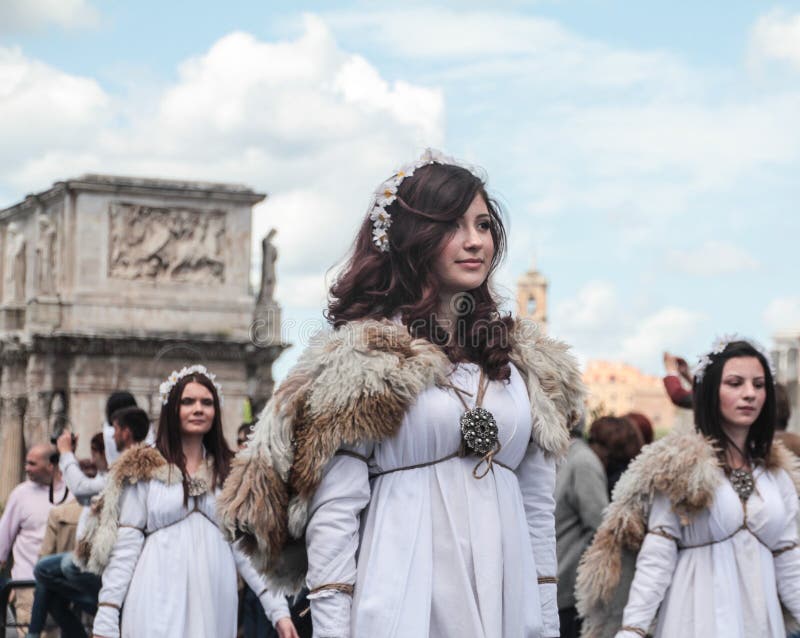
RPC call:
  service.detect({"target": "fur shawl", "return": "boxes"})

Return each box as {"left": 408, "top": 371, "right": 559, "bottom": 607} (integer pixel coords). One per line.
{"left": 74, "top": 446, "right": 216, "bottom": 574}
{"left": 217, "top": 318, "right": 585, "bottom": 593}
{"left": 575, "top": 426, "right": 800, "bottom": 638}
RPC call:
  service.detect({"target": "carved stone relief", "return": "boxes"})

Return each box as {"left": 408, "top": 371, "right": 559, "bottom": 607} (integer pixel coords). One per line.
{"left": 108, "top": 203, "right": 227, "bottom": 283}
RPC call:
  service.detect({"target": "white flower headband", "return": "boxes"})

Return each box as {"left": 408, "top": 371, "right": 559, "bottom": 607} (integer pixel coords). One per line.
{"left": 159, "top": 364, "right": 224, "bottom": 405}
{"left": 368, "top": 147, "right": 460, "bottom": 252}
{"left": 692, "top": 333, "right": 775, "bottom": 382}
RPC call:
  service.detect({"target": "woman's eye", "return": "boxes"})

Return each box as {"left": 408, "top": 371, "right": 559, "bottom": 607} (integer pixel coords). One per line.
{"left": 201, "top": 399, "right": 214, "bottom": 406}
{"left": 478, "top": 221, "right": 492, "bottom": 231}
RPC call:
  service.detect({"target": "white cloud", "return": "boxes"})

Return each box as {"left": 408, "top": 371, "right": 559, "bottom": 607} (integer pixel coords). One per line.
{"left": 0, "top": 0, "right": 99, "bottom": 32}
{"left": 0, "top": 16, "right": 445, "bottom": 311}
{"left": 619, "top": 306, "right": 706, "bottom": 367}
{"left": 0, "top": 47, "right": 109, "bottom": 175}
{"left": 763, "top": 296, "right": 800, "bottom": 336}
{"left": 667, "top": 240, "right": 760, "bottom": 276}
{"left": 750, "top": 9, "right": 800, "bottom": 70}
{"left": 553, "top": 281, "right": 706, "bottom": 373}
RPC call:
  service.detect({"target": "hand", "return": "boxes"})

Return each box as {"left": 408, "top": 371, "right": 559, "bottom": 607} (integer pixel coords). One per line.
{"left": 676, "top": 357, "right": 692, "bottom": 383}
{"left": 662, "top": 352, "right": 679, "bottom": 375}
{"left": 275, "top": 617, "right": 301, "bottom": 638}
{"left": 57, "top": 429, "right": 77, "bottom": 454}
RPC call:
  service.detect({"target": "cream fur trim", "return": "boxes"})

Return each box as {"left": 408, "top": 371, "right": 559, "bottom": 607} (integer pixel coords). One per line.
{"left": 575, "top": 429, "right": 800, "bottom": 637}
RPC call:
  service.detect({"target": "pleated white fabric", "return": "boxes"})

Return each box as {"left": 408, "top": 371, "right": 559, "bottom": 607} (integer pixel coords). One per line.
{"left": 306, "top": 363, "right": 559, "bottom": 638}
{"left": 619, "top": 465, "right": 800, "bottom": 637}
{"left": 93, "top": 478, "right": 289, "bottom": 638}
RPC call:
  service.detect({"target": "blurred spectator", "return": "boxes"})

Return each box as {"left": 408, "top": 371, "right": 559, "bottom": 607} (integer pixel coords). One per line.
{"left": 88, "top": 433, "right": 106, "bottom": 476}
{"left": 101, "top": 391, "right": 138, "bottom": 464}
{"left": 624, "top": 412, "right": 654, "bottom": 446}
{"left": 28, "top": 408, "right": 150, "bottom": 638}
{"left": 555, "top": 416, "right": 608, "bottom": 638}
{"left": 237, "top": 422, "right": 253, "bottom": 451}
{"left": 662, "top": 351, "right": 693, "bottom": 409}
{"left": 775, "top": 383, "right": 800, "bottom": 456}
{"left": 0, "top": 444, "right": 64, "bottom": 635}
{"left": 588, "top": 416, "right": 644, "bottom": 497}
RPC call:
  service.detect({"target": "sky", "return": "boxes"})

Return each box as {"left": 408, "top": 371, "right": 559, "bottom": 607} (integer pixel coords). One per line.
{"left": 1, "top": 0, "right": 799, "bottom": 382}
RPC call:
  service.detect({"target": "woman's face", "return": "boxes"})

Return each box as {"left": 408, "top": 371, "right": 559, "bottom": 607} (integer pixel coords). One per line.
{"left": 179, "top": 381, "right": 215, "bottom": 437}
{"left": 718, "top": 356, "right": 766, "bottom": 432}
{"left": 432, "top": 194, "right": 495, "bottom": 297}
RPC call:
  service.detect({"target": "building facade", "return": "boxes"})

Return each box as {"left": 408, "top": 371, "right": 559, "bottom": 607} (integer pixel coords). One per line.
{"left": 0, "top": 175, "right": 285, "bottom": 504}
{"left": 772, "top": 331, "right": 800, "bottom": 433}
{"left": 583, "top": 360, "right": 681, "bottom": 432}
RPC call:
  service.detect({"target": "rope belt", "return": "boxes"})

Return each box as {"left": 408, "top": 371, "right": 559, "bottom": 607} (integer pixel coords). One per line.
{"left": 648, "top": 525, "right": 796, "bottom": 556}
{"left": 336, "top": 449, "right": 513, "bottom": 480}
{"left": 143, "top": 505, "right": 219, "bottom": 537}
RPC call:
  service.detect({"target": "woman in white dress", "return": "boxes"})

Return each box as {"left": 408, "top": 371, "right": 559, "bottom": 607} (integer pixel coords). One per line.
{"left": 576, "top": 337, "right": 800, "bottom": 638}
{"left": 84, "top": 366, "right": 299, "bottom": 638}
{"left": 219, "top": 149, "right": 585, "bottom": 638}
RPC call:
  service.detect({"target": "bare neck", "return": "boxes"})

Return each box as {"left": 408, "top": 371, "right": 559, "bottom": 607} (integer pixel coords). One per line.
{"left": 721, "top": 423, "right": 750, "bottom": 470}
{"left": 181, "top": 435, "right": 205, "bottom": 475}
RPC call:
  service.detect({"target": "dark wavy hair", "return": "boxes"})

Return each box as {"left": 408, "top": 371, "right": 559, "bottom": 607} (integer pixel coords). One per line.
{"left": 693, "top": 340, "right": 776, "bottom": 465}
{"left": 326, "top": 162, "right": 513, "bottom": 380}
{"left": 156, "top": 372, "right": 233, "bottom": 505}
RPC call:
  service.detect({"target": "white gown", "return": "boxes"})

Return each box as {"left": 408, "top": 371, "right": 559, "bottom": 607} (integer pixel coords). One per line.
{"left": 306, "top": 362, "right": 559, "bottom": 638}
{"left": 93, "top": 470, "right": 289, "bottom": 638}
{"left": 618, "top": 465, "right": 800, "bottom": 637}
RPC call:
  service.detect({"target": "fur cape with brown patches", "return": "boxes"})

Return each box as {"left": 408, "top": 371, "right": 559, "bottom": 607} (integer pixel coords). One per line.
{"left": 74, "top": 445, "right": 217, "bottom": 574}
{"left": 217, "top": 318, "right": 585, "bottom": 594}
{"left": 575, "top": 426, "right": 800, "bottom": 638}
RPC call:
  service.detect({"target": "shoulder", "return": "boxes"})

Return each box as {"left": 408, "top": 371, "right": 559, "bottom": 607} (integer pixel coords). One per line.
{"left": 612, "top": 426, "right": 720, "bottom": 522}
{"left": 765, "top": 439, "right": 800, "bottom": 496}
{"left": 110, "top": 445, "right": 167, "bottom": 486}
{"left": 278, "top": 318, "right": 450, "bottom": 410}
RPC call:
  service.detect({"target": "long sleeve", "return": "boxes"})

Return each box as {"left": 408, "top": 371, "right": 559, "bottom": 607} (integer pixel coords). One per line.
{"left": 59, "top": 452, "right": 106, "bottom": 504}
{"left": 305, "top": 443, "right": 372, "bottom": 638}
{"left": 516, "top": 441, "right": 559, "bottom": 637}
{"left": 774, "top": 469, "right": 800, "bottom": 622}
{"left": 0, "top": 489, "right": 21, "bottom": 565}
{"left": 615, "top": 492, "right": 679, "bottom": 637}
{"left": 92, "top": 482, "right": 147, "bottom": 638}
{"left": 233, "top": 541, "right": 290, "bottom": 626}
{"left": 662, "top": 375, "right": 692, "bottom": 409}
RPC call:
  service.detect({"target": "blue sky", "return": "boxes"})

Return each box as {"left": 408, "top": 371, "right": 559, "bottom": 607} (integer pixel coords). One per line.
{"left": 2, "top": 0, "right": 799, "bottom": 381}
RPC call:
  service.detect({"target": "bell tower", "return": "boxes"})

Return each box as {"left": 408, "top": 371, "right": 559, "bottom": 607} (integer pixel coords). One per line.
{"left": 516, "top": 259, "right": 548, "bottom": 331}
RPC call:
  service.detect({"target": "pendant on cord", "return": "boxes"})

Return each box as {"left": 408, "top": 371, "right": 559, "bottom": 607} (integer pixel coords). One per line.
{"left": 729, "top": 468, "right": 754, "bottom": 502}
{"left": 460, "top": 407, "right": 498, "bottom": 455}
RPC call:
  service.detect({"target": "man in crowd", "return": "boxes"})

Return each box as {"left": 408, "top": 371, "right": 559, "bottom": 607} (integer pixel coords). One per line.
{"left": 26, "top": 405, "right": 150, "bottom": 638}
{"left": 555, "top": 416, "right": 609, "bottom": 638}
{"left": 0, "top": 444, "right": 65, "bottom": 634}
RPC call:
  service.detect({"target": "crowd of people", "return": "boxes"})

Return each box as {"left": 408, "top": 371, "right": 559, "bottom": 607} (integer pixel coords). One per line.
{"left": 0, "top": 149, "right": 798, "bottom": 638}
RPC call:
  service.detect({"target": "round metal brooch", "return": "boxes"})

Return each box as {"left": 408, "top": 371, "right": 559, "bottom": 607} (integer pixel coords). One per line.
{"left": 460, "top": 407, "right": 499, "bottom": 455}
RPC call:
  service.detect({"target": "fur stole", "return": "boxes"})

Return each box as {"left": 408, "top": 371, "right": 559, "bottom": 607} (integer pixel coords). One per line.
{"left": 575, "top": 425, "right": 800, "bottom": 638}
{"left": 218, "top": 318, "right": 585, "bottom": 594}
{"left": 74, "top": 445, "right": 216, "bottom": 574}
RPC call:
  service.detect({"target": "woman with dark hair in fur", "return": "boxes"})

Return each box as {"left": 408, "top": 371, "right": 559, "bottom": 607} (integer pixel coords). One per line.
{"left": 82, "top": 367, "right": 298, "bottom": 638}
{"left": 576, "top": 337, "right": 800, "bottom": 638}
{"left": 219, "top": 149, "right": 585, "bottom": 638}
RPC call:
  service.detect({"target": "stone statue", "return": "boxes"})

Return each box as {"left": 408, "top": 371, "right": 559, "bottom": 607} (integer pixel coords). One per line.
{"left": 5, "top": 221, "right": 27, "bottom": 303}
{"left": 37, "top": 215, "right": 57, "bottom": 295}
{"left": 257, "top": 228, "right": 277, "bottom": 305}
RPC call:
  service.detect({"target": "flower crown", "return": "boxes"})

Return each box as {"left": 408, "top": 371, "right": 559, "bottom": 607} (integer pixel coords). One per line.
{"left": 692, "top": 333, "right": 775, "bottom": 382}
{"left": 368, "top": 147, "right": 459, "bottom": 252}
{"left": 159, "top": 364, "right": 224, "bottom": 405}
